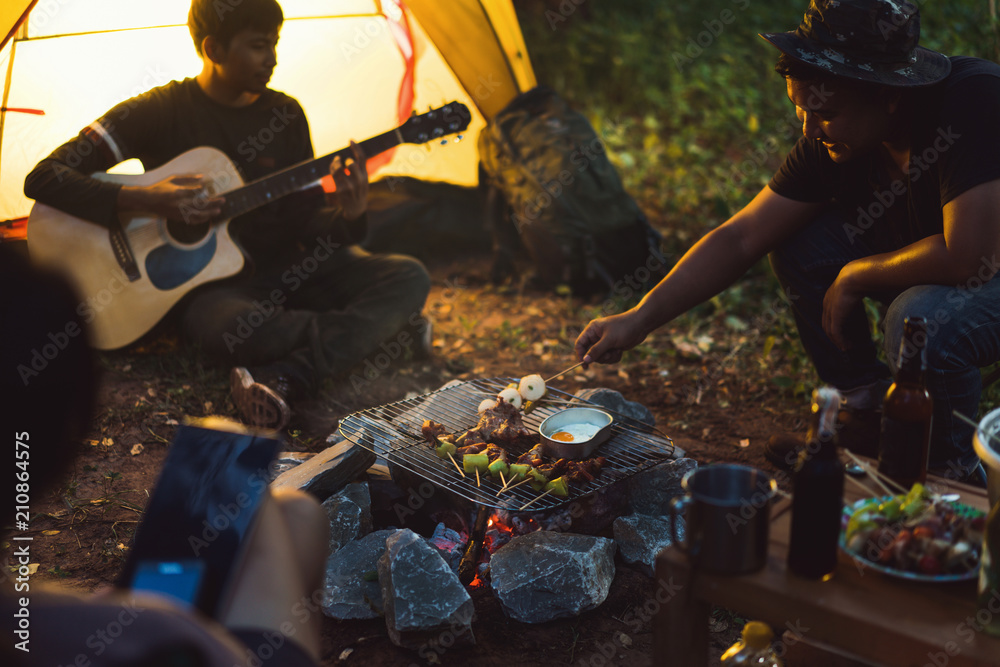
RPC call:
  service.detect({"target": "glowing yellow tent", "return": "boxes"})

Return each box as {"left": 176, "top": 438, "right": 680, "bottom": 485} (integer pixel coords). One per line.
{"left": 0, "top": 0, "right": 536, "bottom": 236}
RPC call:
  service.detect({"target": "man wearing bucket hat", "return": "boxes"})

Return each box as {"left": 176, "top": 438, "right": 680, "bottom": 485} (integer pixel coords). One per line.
{"left": 576, "top": 0, "right": 1000, "bottom": 484}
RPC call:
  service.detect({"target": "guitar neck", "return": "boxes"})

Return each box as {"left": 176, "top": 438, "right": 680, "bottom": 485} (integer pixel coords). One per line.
{"left": 219, "top": 128, "right": 402, "bottom": 219}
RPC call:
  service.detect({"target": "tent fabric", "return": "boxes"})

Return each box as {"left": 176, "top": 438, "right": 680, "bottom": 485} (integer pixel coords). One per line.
{"left": 406, "top": 0, "right": 535, "bottom": 120}
{"left": 0, "top": 1, "right": 32, "bottom": 49}
{"left": 0, "top": 0, "right": 536, "bottom": 224}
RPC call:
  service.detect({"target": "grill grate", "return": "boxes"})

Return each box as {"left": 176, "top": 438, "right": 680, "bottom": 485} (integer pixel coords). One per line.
{"left": 338, "top": 378, "right": 676, "bottom": 512}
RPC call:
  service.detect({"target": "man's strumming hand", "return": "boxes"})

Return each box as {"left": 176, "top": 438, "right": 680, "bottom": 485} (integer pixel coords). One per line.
{"left": 118, "top": 174, "right": 224, "bottom": 225}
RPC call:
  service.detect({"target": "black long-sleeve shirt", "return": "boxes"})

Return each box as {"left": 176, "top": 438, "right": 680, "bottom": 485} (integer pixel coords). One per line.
{"left": 24, "top": 77, "right": 364, "bottom": 266}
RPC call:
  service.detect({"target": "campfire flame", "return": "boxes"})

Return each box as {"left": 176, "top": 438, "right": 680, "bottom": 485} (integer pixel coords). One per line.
{"left": 466, "top": 509, "right": 572, "bottom": 589}
{"left": 483, "top": 511, "right": 541, "bottom": 556}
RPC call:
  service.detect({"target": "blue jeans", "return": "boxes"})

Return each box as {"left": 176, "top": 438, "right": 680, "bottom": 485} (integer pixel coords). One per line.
{"left": 769, "top": 208, "right": 1000, "bottom": 477}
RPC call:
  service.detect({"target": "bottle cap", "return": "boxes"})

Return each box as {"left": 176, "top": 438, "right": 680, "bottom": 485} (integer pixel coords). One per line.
{"left": 742, "top": 621, "right": 774, "bottom": 650}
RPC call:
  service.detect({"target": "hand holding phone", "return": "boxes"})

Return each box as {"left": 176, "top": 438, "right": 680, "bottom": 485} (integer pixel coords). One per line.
{"left": 118, "top": 418, "right": 280, "bottom": 617}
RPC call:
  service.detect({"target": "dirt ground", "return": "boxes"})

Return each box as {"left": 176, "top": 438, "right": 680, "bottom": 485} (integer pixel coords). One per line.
{"left": 2, "top": 251, "right": 817, "bottom": 665}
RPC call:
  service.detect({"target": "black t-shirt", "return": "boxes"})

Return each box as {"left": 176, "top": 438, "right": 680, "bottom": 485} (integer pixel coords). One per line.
{"left": 768, "top": 56, "right": 1000, "bottom": 247}
{"left": 24, "top": 78, "right": 361, "bottom": 264}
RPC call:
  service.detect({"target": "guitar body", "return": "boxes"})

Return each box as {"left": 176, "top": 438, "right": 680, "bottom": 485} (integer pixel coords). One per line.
{"left": 28, "top": 147, "right": 246, "bottom": 350}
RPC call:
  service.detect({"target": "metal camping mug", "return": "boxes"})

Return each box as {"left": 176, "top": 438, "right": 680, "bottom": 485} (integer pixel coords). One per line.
{"left": 668, "top": 464, "right": 778, "bottom": 574}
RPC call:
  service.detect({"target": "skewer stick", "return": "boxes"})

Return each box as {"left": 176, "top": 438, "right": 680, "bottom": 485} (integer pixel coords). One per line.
{"left": 843, "top": 450, "right": 902, "bottom": 495}
{"left": 844, "top": 470, "right": 881, "bottom": 496}
{"left": 476, "top": 468, "right": 481, "bottom": 487}
{"left": 861, "top": 453, "right": 908, "bottom": 495}
{"left": 545, "top": 361, "right": 585, "bottom": 384}
{"left": 953, "top": 410, "right": 1000, "bottom": 447}
{"left": 448, "top": 452, "right": 465, "bottom": 478}
{"left": 846, "top": 454, "right": 896, "bottom": 496}
{"left": 499, "top": 471, "right": 507, "bottom": 488}
{"left": 519, "top": 488, "right": 554, "bottom": 511}
{"left": 496, "top": 476, "right": 534, "bottom": 496}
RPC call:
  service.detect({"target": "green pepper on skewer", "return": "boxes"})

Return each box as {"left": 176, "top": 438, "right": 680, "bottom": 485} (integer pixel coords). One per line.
{"left": 462, "top": 452, "right": 490, "bottom": 474}
{"left": 507, "top": 463, "right": 531, "bottom": 481}
{"left": 488, "top": 459, "right": 509, "bottom": 480}
{"left": 528, "top": 467, "right": 549, "bottom": 491}
{"left": 545, "top": 476, "right": 570, "bottom": 497}
{"left": 434, "top": 439, "right": 457, "bottom": 460}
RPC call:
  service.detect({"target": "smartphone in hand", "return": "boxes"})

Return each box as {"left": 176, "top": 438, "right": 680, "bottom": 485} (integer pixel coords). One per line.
{"left": 117, "top": 418, "right": 280, "bottom": 617}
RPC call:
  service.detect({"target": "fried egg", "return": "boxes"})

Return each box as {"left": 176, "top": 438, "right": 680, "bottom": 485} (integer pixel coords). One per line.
{"left": 550, "top": 423, "right": 601, "bottom": 443}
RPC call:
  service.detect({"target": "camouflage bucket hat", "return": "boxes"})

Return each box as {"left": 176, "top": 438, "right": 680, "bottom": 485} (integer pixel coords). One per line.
{"left": 759, "top": 0, "right": 951, "bottom": 87}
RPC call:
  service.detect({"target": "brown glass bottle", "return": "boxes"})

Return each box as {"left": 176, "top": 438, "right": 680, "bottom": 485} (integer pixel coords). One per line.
{"left": 788, "top": 387, "right": 845, "bottom": 580}
{"left": 877, "top": 317, "right": 933, "bottom": 490}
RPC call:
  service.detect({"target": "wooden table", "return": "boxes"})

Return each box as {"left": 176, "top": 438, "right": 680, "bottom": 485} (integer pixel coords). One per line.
{"left": 653, "top": 468, "right": 998, "bottom": 666}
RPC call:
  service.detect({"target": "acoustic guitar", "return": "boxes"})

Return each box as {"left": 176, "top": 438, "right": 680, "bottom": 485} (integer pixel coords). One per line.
{"left": 28, "top": 102, "right": 470, "bottom": 350}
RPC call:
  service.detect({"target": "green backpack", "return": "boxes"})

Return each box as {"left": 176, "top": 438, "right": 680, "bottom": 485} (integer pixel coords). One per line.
{"left": 479, "top": 86, "right": 664, "bottom": 296}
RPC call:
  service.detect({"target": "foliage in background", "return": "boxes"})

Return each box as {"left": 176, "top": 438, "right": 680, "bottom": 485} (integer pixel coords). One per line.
{"left": 512, "top": 0, "right": 1000, "bottom": 406}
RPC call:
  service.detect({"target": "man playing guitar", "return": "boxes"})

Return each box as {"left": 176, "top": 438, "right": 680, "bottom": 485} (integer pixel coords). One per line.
{"left": 24, "top": 0, "right": 432, "bottom": 431}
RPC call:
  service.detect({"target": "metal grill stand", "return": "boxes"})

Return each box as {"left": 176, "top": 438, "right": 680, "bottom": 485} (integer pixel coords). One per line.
{"left": 339, "top": 378, "right": 676, "bottom": 513}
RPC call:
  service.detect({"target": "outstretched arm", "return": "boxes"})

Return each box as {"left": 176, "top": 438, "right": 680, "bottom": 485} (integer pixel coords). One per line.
{"left": 575, "top": 186, "right": 822, "bottom": 364}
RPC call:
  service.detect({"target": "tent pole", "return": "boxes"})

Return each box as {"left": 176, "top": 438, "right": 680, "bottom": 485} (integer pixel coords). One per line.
{"left": 0, "top": 36, "right": 19, "bottom": 177}
{"left": 476, "top": 0, "right": 522, "bottom": 96}
{"left": 1, "top": 0, "right": 36, "bottom": 51}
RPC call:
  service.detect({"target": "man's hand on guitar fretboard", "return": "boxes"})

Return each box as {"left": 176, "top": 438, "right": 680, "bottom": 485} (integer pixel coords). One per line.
{"left": 331, "top": 140, "right": 369, "bottom": 222}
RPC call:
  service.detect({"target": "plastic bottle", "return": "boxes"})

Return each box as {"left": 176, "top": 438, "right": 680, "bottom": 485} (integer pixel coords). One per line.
{"left": 787, "top": 386, "right": 845, "bottom": 580}
{"left": 878, "top": 316, "right": 933, "bottom": 490}
{"left": 720, "top": 620, "right": 784, "bottom": 665}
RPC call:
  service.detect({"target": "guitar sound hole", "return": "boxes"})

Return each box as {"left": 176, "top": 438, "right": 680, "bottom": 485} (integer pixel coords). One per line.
{"left": 166, "top": 219, "right": 211, "bottom": 246}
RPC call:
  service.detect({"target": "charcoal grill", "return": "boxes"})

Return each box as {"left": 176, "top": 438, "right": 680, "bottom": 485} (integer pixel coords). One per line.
{"left": 338, "top": 378, "right": 675, "bottom": 512}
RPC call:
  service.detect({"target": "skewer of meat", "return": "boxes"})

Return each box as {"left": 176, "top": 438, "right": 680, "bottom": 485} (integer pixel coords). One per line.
{"left": 422, "top": 413, "right": 607, "bottom": 498}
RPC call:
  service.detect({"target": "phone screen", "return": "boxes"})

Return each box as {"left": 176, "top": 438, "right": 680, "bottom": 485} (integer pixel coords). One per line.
{"left": 118, "top": 419, "right": 280, "bottom": 617}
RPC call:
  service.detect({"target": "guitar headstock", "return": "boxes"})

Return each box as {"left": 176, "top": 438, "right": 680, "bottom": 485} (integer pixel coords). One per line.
{"left": 399, "top": 102, "right": 472, "bottom": 145}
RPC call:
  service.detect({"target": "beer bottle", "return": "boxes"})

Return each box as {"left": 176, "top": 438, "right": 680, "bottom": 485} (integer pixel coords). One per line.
{"left": 878, "top": 316, "right": 933, "bottom": 490}
{"left": 788, "top": 387, "right": 845, "bottom": 580}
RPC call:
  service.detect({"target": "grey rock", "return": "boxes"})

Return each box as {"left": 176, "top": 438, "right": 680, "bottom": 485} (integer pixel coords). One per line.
{"left": 270, "top": 438, "right": 375, "bottom": 501}
{"left": 627, "top": 457, "right": 698, "bottom": 517}
{"left": 322, "top": 529, "right": 402, "bottom": 620}
{"left": 489, "top": 531, "right": 616, "bottom": 623}
{"left": 613, "top": 513, "right": 683, "bottom": 576}
{"left": 425, "top": 522, "right": 467, "bottom": 574}
{"left": 323, "top": 481, "right": 373, "bottom": 554}
{"left": 378, "top": 528, "right": 475, "bottom": 649}
{"left": 572, "top": 387, "right": 656, "bottom": 427}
